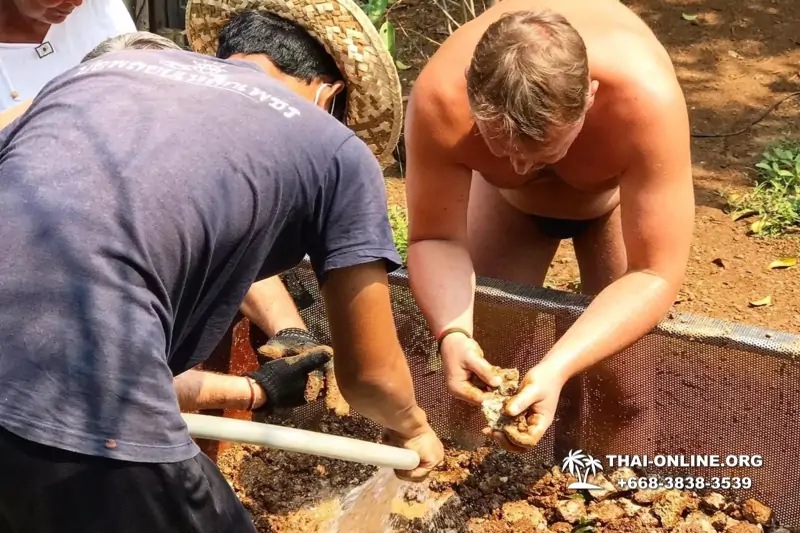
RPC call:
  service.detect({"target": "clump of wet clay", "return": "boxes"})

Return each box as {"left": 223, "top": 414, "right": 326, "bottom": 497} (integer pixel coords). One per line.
{"left": 477, "top": 366, "right": 537, "bottom": 448}
{"left": 323, "top": 361, "right": 350, "bottom": 416}
{"left": 302, "top": 359, "right": 350, "bottom": 416}
{"left": 304, "top": 368, "right": 325, "bottom": 403}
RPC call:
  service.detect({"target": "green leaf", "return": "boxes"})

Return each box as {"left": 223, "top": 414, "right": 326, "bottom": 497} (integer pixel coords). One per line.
{"left": 755, "top": 162, "right": 772, "bottom": 171}
{"left": 795, "top": 157, "right": 800, "bottom": 175}
{"left": 777, "top": 169, "right": 794, "bottom": 177}
{"left": 681, "top": 12, "right": 698, "bottom": 21}
{"left": 395, "top": 59, "right": 411, "bottom": 70}
{"left": 363, "top": 0, "right": 389, "bottom": 26}
{"left": 379, "top": 20, "right": 396, "bottom": 58}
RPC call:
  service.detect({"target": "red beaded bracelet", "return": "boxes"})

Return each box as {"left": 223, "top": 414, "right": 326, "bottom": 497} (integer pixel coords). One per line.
{"left": 435, "top": 327, "right": 472, "bottom": 354}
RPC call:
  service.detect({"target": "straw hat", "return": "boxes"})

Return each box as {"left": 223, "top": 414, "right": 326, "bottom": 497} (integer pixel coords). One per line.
{"left": 185, "top": 0, "right": 403, "bottom": 167}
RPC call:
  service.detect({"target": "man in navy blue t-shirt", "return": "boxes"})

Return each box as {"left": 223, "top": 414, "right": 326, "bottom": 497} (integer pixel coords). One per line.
{"left": 0, "top": 8, "right": 443, "bottom": 533}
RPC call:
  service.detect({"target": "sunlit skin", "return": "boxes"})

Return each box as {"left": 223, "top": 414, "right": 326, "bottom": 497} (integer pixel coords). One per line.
{"left": 404, "top": 0, "right": 694, "bottom": 454}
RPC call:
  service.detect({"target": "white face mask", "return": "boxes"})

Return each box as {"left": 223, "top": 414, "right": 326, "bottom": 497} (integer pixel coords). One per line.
{"left": 313, "top": 83, "right": 330, "bottom": 106}
{"left": 313, "top": 83, "right": 339, "bottom": 120}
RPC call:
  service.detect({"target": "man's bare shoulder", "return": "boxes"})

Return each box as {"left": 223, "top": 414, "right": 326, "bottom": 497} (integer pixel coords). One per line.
{"left": 406, "top": 59, "right": 475, "bottom": 153}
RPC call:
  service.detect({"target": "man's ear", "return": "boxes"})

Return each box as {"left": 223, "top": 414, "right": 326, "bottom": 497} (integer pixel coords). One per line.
{"left": 318, "top": 80, "right": 345, "bottom": 111}
{"left": 586, "top": 79, "right": 600, "bottom": 110}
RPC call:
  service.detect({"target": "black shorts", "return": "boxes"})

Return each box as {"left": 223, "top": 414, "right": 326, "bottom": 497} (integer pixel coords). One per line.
{"left": 532, "top": 214, "right": 594, "bottom": 240}
{"left": 0, "top": 425, "right": 257, "bottom": 533}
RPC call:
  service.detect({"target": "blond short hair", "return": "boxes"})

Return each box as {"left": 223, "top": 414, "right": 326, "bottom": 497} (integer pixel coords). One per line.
{"left": 82, "top": 31, "right": 183, "bottom": 63}
{"left": 466, "top": 10, "right": 590, "bottom": 144}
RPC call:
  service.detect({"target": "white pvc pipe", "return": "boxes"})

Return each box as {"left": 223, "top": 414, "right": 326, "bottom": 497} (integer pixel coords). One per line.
{"left": 183, "top": 413, "right": 420, "bottom": 471}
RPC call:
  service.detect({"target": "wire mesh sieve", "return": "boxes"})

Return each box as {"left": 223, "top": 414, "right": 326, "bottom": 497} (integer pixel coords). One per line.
{"left": 267, "top": 260, "right": 800, "bottom": 527}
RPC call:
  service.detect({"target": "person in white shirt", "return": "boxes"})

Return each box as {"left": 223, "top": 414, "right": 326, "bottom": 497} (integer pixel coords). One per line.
{"left": 0, "top": 0, "right": 136, "bottom": 111}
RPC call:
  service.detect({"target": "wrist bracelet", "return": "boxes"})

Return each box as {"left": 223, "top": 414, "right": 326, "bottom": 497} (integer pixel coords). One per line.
{"left": 274, "top": 327, "right": 317, "bottom": 342}
{"left": 435, "top": 327, "right": 471, "bottom": 354}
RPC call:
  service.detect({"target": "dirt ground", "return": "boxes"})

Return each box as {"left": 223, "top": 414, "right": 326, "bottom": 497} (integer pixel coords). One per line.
{"left": 218, "top": 413, "right": 783, "bottom": 533}
{"left": 384, "top": 0, "right": 800, "bottom": 333}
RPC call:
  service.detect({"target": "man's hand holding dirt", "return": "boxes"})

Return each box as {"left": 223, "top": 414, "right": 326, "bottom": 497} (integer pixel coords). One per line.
{"left": 440, "top": 332, "right": 502, "bottom": 405}
{"left": 482, "top": 361, "right": 564, "bottom": 454}
{"left": 248, "top": 346, "right": 332, "bottom": 412}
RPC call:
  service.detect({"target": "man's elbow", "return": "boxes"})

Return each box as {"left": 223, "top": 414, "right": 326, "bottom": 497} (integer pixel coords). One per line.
{"left": 628, "top": 263, "right": 687, "bottom": 297}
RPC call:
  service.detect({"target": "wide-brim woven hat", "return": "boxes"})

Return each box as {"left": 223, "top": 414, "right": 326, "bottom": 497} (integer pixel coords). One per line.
{"left": 185, "top": 0, "right": 403, "bottom": 167}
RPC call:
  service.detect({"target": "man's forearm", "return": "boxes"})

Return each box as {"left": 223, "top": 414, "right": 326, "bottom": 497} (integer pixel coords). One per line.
{"left": 174, "top": 369, "right": 266, "bottom": 411}
{"left": 407, "top": 239, "right": 476, "bottom": 336}
{"left": 539, "top": 270, "right": 678, "bottom": 383}
{"left": 322, "top": 262, "right": 430, "bottom": 437}
{"left": 240, "top": 276, "right": 306, "bottom": 336}
{"left": 334, "top": 345, "right": 428, "bottom": 436}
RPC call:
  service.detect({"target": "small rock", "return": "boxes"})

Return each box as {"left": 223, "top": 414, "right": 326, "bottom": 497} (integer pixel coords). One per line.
{"left": 685, "top": 511, "right": 717, "bottom": 533}
{"left": 549, "top": 523, "right": 572, "bottom": 533}
{"left": 702, "top": 493, "right": 727, "bottom": 511}
{"left": 555, "top": 498, "right": 586, "bottom": 524}
{"left": 653, "top": 490, "right": 690, "bottom": 530}
{"left": 741, "top": 499, "right": 771, "bottom": 525}
{"left": 587, "top": 472, "right": 620, "bottom": 501}
{"left": 638, "top": 508, "right": 660, "bottom": 528}
{"left": 685, "top": 492, "right": 700, "bottom": 512}
{"left": 617, "top": 497, "right": 643, "bottom": 517}
{"left": 675, "top": 524, "right": 714, "bottom": 533}
{"left": 633, "top": 488, "right": 664, "bottom": 504}
{"left": 610, "top": 467, "right": 638, "bottom": 489}
{"left": 726, "top": 523, "right": 762, "bottom": 533}
{"left": 529, "top": 494, "right": 558, "bottom": 509}
{"left": 501, "top": 501, "right": 547, "bottom": 530}
{"left": 710, "top": 511, "right": 731, "bottom": 531}
{"left": 588, "top": 500, "right": 625, "bottom": 523}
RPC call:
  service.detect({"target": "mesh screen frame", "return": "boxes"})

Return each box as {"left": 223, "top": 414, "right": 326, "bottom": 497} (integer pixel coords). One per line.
{"left": 272, "top": 260, "right": 800, "bottom": 527}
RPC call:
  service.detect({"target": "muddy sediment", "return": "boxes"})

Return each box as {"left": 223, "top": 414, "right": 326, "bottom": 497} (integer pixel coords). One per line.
{"left": 216, "top": 413, "right": 787, "bottom": 533}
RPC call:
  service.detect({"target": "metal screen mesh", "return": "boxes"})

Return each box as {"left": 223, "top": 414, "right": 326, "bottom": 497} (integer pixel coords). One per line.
{"left": 275, "top": 261, "right": 800, "bottom": 527}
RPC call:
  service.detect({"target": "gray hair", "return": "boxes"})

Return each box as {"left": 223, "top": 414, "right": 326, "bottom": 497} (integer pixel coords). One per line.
{"left": 82, "top": 31, "right": 183, "bottom": 63}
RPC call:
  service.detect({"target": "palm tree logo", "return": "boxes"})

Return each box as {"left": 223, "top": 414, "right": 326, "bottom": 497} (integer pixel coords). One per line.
{"left": 561, "top": 450, "right": 604, "bottom": 490}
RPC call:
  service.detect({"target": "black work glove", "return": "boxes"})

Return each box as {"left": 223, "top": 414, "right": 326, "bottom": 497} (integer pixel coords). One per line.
{"left": 248, "top": 346, "right": 332, "bottom": 413}
{"left": 257, "top": 327, "right": 322, "bottom": 364}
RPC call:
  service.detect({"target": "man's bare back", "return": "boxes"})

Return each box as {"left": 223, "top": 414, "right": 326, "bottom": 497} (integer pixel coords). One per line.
{"left": 403, "top": 0, "right": 694, "bottom": 453}
{"left": 409, "top": 0, "right": 682, "bottom": 220}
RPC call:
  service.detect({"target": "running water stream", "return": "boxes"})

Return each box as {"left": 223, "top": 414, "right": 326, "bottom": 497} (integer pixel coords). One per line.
{"left": 322, "top": 468, "right": 405, "bottom": 533}
{"left": 321, "top": 467, "right": 459, "bottom": 533}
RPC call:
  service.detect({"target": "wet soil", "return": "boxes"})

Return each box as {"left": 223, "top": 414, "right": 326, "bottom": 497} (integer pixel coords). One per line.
{"left": 218, "top": 415, "right": 787, "bottom": 533}
{"left": 384, "top": 0, "right": 800, "bottom": 333}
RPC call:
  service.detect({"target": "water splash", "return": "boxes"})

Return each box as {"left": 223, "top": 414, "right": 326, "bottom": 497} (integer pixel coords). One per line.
{"left": 323, "top": 468, "right": 406, "bottom": 533}
{"left": 321, "top": 468, "right": 460, "bottom": 533}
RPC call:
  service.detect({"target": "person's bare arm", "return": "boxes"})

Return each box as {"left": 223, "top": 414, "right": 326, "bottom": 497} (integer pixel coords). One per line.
{"left": 404, "top": 83, "right": 501, "bottom": 401}
{"left": 321, "top": 260, "right": 429, "bottom": 436}
{"left": 240, "top": 276, "right": 306, "bottom": 336}
{"left": 0, "top": 99, "right": 31, "bottom": 130}
{"left": 516, "top": 81, "right": 694, "bottom": 394}
{"left": 174, "top": 370, "right": 265, "bottom": 411}
{"left": 405, "top": 88, "right": 475, "bottom": 338}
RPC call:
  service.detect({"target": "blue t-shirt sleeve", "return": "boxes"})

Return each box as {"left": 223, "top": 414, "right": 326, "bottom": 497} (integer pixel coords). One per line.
{"left": 309, "top": 134, "right": 403, "bottom": 283}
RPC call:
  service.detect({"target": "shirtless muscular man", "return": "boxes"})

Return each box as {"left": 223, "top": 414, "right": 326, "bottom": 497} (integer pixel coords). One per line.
{"left": 404, "top": 0, "right": 694, "bottom": 452}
